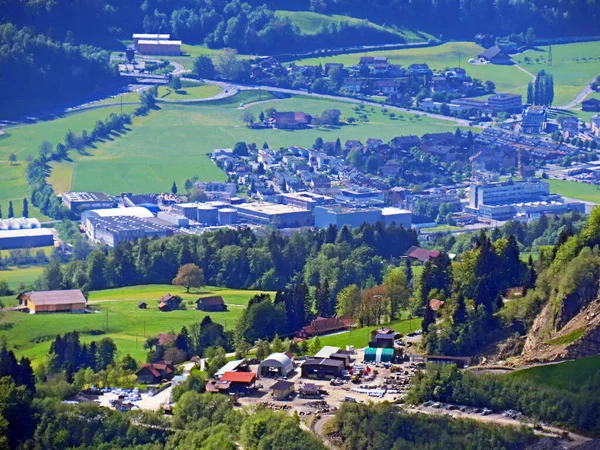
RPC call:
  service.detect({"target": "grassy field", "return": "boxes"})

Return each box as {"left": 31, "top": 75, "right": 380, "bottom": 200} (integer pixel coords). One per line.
{"left": 546, "top": 178, "right": 600, "bottom": 203}
{"left": 317, "top": 316, "right": 421, "bottom": 349}
{"left": 49, "top": 93, "right": 464, "bottom": 195}
{"left": 0, "top": 284, "right": 274, "bottom": 363}
{"left": 47, "top": 161, "right": 74, "bottom": 194}
{"left": 275, "top": 10, "right": 432, "bottom": 43}
{"left": 0, "top": 266, "right": 45, "bottom": 289}
{"left": 94, "top": 91, "right": 141, "bottom": 106}
{"left": 514, "top": 41, "right": 600, "bottom": 107}
{"left": 294, "top": 42, "right": 532, "bottom": 95}
{"left": 568, "top": 91, "right": 600, "bottom": 122}
{"left": 0, "top": 246, "right": 54, "bottom": 259}
{"left": 509, "top": 355, "right": 600, "bottom": 392}
{"left": 0, "top": 105, "right": 138, "bottom": 220}
{"left": 157, "top": 83, "right": 222, "bottom": 101}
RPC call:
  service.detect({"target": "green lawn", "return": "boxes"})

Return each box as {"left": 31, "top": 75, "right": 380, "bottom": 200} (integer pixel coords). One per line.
{"left": 0, "top": 266, "right": 45, "bottom": 289}
{"left": 509, "top": 355, "right": 600, "bottom": 392}
{"left": 294, "top": 42, "right": 532, "bottom": 95}
{"left": 0, "top": 284, "right": 274, "bottom": 364}
{"left": 514, "top": 41, "right": 600, "bottom": 107}
{"left": 546, "top": 178, "right": 600, "bottom": 203}
{"left": 157, "top": 83, "right": 222, "bottom": 101}
{"left": 316, "top": 316, "right": 421, "bottom": 350}
{"left": 0, "top": 105, "right": 137, "bottom": 220}
{"left": 52, "top": 92, "right": 464, "bottom": 195}
{"left": 47, "top": 161, "right": 74, "bottom": 194}
{"left": 275, "top": 10, "right": 433, "bottom": 43}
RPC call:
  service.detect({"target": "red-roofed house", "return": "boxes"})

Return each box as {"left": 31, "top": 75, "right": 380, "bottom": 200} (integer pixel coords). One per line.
{"left": 196, "top": 296, "right": 227, "bottom": 312}
{"left": 429, "top": 299, "right": 445, "bottom": 311}
{"left": 295, "top": 316, "right": 356, "bottom": 340}
{"left": 136, "top": 361, "right": 175, "bottom": 384}
{"left": 404, "top": 246, "right": 441, "bottom": 263}
{"left": 270, "top": 112, "right": 312, "bottom": 129}
{"left": 158, "top": 294, "right": 181, "bottom": 312}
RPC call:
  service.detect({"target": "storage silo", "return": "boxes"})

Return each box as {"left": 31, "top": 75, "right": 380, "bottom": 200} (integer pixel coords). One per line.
{"left": 218, "top": 208, "right": 238, "bottom": 225}
{"left": 197, "top": 205, "right": 218, "bottom": 226}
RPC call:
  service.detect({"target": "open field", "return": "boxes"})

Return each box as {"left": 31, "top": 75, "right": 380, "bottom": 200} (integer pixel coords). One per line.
{"left": 275, "top": 10, "right": 433, "bottom": 43}
{"left": 48, "top": 92, "right": 464, "bottom": 195}
{"left": 0, "top": 105, "right": 138, "bottom": 220}
{"left": 514, "top": 41, "right": 600, "bottom": 107}
{"left": 47, "top": 161, "right": 74, "bottom": 194}
{"left": 568, "top": 91, "right": 600, "bottom": 122}
{"left": 317, "top": 316, "right": 421, "bottom": 349}
{"left": 294, "top": 42, "right": 532, "bottom": 95}
{"left": 0, "top": 284, "right": 274, "bottom": 363}
{"left": 509, "top": 355, "right": 600, "bottom": 392}
{"left": 157, "top": 83, "right": 222, "bottom": 101}
{"left": 0, "top": 266, "right": 45, "bottom": 289}
{"left": 0, "top": 246, "right": 54, "bottom": 259}
{"left": 94, "top": 91, "right": 141, "bottom": 106}
{"left": 546, "top": 178, "right": 600, "bottom": 203}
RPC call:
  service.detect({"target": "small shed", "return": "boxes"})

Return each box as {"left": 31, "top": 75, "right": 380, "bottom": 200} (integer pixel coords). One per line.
{"left": 364, "top": 347, "right": 394, "bottom": 363}
{"left": 257, "top": 353, "right": 294, "bottom": 378}
{"left": 271, "top": 380, "right": 295, "bottom": 400}
{"left": 196, "top": 296, "right": 227, "bottom": 312}
{"left": 137, "top": 302, "right": 147, "bottom": 309}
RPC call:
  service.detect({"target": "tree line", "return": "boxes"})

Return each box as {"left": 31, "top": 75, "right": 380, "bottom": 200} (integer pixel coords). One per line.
{"left": 526, "top": 70, "right": 555, "bottom": 106}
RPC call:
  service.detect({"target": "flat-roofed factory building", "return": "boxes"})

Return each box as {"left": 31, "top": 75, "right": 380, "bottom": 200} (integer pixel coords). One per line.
{"left": 62, "top": 192, "right": 113, "bottom": 213}
{"left": 232, "top": 202, "right": 313, "bottom": 228}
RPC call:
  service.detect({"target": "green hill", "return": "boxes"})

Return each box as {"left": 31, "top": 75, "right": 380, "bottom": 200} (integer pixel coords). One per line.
{"left": 509, "top": 356, "right": 600, "bottom": 392}
{"left": 275, "top": 10, "right": 433, "bottom": 43}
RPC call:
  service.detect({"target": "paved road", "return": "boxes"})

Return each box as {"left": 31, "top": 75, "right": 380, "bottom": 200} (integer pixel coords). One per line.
{"left": 559, "top": 79, "right": 596, "bottom": 109}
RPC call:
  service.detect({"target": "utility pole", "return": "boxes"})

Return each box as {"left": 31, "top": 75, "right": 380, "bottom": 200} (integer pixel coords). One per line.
{"left": 120, "top": 94, "right": 123, "bottom": 114}
{"left": 105, "top": 309, "right": 108, "bottom": 333}
{"left": 458, "top": 51, "right": 461, "bottom": 68}
{"left": 548, "top": 45, "right": 553, "bottom": 66}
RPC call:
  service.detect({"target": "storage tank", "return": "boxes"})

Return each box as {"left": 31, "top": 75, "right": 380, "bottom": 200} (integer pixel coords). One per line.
{"left": 197, "top": 205, "right": 218, "bottom": 226}
{"left": 218, "top": 208, "right": 238, "bottom": 225}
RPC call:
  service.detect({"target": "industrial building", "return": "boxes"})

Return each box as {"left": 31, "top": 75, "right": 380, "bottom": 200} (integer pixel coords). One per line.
{"left": 0, "top": 228, "right": 54, "bottom": 250}
{"left": 314, "top": 205, "right": 411, "bottom": 229}
{"left": 86, "top": 216, "right": 176, "bottom": 246}
{"left": 278, "top": 192, "right": 335, "bottom": 211}
{"left": 467, "top": 180, "right": 585, "bottom": 220}
{"left": 136, "top": 39, "right": 181, "bottom": 55}
{"left": 62, "top": 192, "right": 113, "bottom": 212}
{"left": 18, "top": 289, "right": 86, "bottom": 314}
{"left": 132, "top": 34, "right": 170, "bottom": 46}
{"left": 301, "top": 358, "right": 345, "bottom": 379}
{"left": 335, "top": 188, "right": 385, "bottom": 206}
{"left": 156, "top": 211, "right": 190, "bottom": 228}
{"left": 232, "top": 202, "right": 313, "bottom": 228}
{"left": 193, "top": 181, "right": 237, "bottom": 198}
{"left": 171, "top": 203, "right": 200, "bottom": 220}
{"left": 257, "top": 353, "right": 294, "bottom": 378}
{"left": 364, "top": 347, "right": 395, "bottom": 363}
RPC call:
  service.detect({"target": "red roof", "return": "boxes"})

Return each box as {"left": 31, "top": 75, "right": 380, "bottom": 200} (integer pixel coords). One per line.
{"left": 404, "top": 246, "right": 441, "bottom": 262}
{"left": 197, "top": 296, "right": 225, "bottom": 306}
{"left": 161, "top": 293, "right": 175, "bottom": 302}
{"left": 298, "top": 316, "right": 356, "bottom": 337}
{"left": 429, "top": 299, "right": 445, "bottom": 311}
{"left": 220, "top": 371, "right": 256, "bottom": 383}
{"left": 157, "top": 333, "right": 176, "bottom": 346}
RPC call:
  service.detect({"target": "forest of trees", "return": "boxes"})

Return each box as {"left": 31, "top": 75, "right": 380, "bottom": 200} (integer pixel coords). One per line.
{"left": 0, "top": 24, "right": 118, "bottom": 117}
{"left": 34, "top": 221, "right": 418, "bottom": 293}
{"left": 330, "top": 402, "right": 537, "bottom": 449}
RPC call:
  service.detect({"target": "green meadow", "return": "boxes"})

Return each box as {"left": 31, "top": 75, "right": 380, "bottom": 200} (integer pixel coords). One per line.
{"left": 546, "top": 178, "right": 600, "bottom": 203}
{"left": 0, "top": 284, "right": 274, "bottom": 363}
{"left": 514, "top": 41, "right": 600, "bottom": 107}
{"left": 48, "top": 92, "right": 464, "bottom": 196}
{"left": 0, "top": 266, "right": 45, "bottom": 290}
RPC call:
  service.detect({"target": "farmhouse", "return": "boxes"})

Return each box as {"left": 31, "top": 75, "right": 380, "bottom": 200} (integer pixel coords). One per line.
{"left": 403, "top": 246, "right": 441, "bottom": 262}
{"left": 196, "top": 296, "right": 227, "bottom": 312}
{"left": 136, "top": 361, "right": 175, "bottom": 384}
{"left": 270, "top": 112, "right": 311, "bottom": 129}
{"left": 408, "top": 63, "right": 432, "bottom": 76}
{"left": 582, "top": 98, "right": 600, "bottom": 112}
{"left": 343, "top": 78, "right": 362, "bottom": 93}
{"left": 295, "top": 316, "right": 356, "bottom": 339}
{"left": 158, "top": 294, "right": 182, "bottom": 312}
{"left": 478, "top": 46, "right": 511, "bottom": 64}
{"left": 19, "top": 289, "right": 86, "bottom": 314}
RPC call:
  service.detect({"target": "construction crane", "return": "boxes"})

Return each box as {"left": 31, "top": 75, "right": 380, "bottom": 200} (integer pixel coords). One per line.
{"left": 469, "top": 151, "right": 482, "bottom": 182}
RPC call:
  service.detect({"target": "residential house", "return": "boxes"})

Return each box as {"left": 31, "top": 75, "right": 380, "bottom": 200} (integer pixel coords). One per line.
{"left": 359, "top": 56, "right": 375, "bottom": 65}
{"left": 582, "top": 98, "right": 600, "bottom": 112}
{"left": 375, "top": 79, "right": 402, "bottom": 95}
{"left": 366, "top": 138, "right": 383, "bottom": 149}
{"left": 478, "top": 46, "right": 511, "bottom": 64}
{"left": 430, "top": 75, "right": 448, "bottom": 92}
{"left": 445, "top": 67, "right": 468, "bottom": 81}
{"left": 591, "top": 114, "right": 600, "bottom": 138}
{"left": 196, "top": 296, "right": 227, "bottom": 312}
{"left": 345, "top": 139, "right": 363, "bottom": 151}
{"left": 474, "top": 33, "right": 495, "bottom": 48}
{"left": 342, "top": 78, "right": 362, "bottom": 93}
{"left": 158, "top": 294, "right": 182, "bottom": 312}
{"left": 295, "top": 316, "right": 356, "bottom": 339}
{"left": 391, "top": 135, "right": 421, "bottom": 150}
{"left": 408, "top": 63, "right": 432, "bottom": 76}
{"left": 561, "top": 117, "right": 579, "bottom": 137}
{"left": 311, "top": 176, "right": 332, "bottom": 190}
{"left": 381, "top": 161, "right": 401, "bottom": 177}
{"left": 404, "top": 246, "right": 441, "bottom": 262}
{"left": 324, "top": 62, "right": 344, "bottom": 74}
{"left": 271, "top": 112, "right": 312, "bottom": 129}
{"left": 372, "top": 61, "right": 390, "bottom": 74}
{"left": 136, "top": 361, "right": 175, "bottom": 384}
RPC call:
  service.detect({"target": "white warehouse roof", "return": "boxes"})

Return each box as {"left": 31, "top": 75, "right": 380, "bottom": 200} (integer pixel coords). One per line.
{"left": 82, "top": 207, "right": 154, "bottom": 223}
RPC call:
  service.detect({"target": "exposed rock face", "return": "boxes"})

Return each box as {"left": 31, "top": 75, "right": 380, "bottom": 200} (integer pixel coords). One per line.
{"left": 520, "top": 299, "right": 600, "bottom": 364}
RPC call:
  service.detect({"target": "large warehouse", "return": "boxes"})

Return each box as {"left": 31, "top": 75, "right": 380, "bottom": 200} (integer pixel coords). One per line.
{"left": 315, "top": 205, "right": 412, "bottom": 229}
{"left": 0, "top": 227, "right": 54, "bottom": 250}
{"left": 19, "top": 289, "right": 87, "bottom": 314}
{"left": 301, "top": 358, "right": 345, "bottom": 380}
{"left": 61, "top": 192, "right": 113, "bottom": 212}
{"left": 232, "top": 202, "right": 313, "bottom": 228}
{"left": 257, "top": 353, "right": 294, "bottom": 378}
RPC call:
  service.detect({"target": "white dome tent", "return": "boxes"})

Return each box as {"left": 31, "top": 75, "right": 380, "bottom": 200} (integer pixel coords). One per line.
{"left": 257, "top": 353, "right": 293, "bottom": 378}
